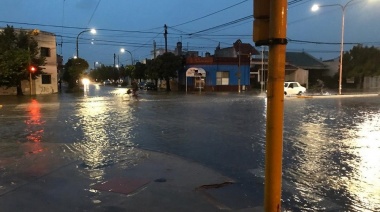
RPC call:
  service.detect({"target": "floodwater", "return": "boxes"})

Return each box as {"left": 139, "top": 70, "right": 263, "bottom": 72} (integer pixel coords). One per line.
{"left": 0, "top": 84, "right": 379, "bottom": 211}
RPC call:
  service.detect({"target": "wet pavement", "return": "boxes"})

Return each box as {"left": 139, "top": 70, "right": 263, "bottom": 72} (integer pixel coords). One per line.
{"left": 0, "top": 84, "right": 380, "bottom": 211}
{"left": 0, "top": 147, "right": 242, "bottom": 212}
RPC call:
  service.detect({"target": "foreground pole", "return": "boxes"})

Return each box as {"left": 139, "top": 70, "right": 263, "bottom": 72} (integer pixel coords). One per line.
{"left": 264, "top": 0, "right": 288, "bottom": 211}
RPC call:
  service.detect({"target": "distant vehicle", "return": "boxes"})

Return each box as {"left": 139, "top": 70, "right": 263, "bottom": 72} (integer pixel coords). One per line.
{"left": 138, "top": 81, "right": 146, "bottom": 90}
{"left": 284, "top": 82, "right": 306, "bottom": 95}
{"left": 144, "top": 82, "right": 157, "bottom": 90}
{"left": 103, "top": 80, "right": 112, "bottom": 85}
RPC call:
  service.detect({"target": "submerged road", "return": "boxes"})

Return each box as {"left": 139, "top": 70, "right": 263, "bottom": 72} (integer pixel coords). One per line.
{"left": 0, "top": 84, "right": 379, "bottom": 211}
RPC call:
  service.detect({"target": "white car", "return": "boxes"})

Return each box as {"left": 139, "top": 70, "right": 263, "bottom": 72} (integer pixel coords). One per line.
{"left": 284, "top": 82, "right": 306, "bottom": 95}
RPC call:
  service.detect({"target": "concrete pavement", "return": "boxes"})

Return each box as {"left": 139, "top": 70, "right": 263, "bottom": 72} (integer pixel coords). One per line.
{"left": 0, "top": 146, "right": 262, "bottom": 212}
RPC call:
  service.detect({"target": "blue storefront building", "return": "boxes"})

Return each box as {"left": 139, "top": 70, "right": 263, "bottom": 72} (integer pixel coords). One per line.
{"left": 179, "top": 56, "right": 252, "bottom": 92}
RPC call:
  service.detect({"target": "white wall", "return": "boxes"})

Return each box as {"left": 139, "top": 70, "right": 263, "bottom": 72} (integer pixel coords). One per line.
{"left": 0, "top": 30, "right": 58, "bottom": 95}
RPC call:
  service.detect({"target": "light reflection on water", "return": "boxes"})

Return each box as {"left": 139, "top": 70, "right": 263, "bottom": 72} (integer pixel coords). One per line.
{"left": 344, "top": 112, "right": 380, "bottom": 211}
{"left": 25, "top": 99, "right": 44, "bottom": 144}
{"left": 65, "top": 95, "right": 138, "bottom": 181}
{"left": 283, "top": 98, "right": 380, "bottom": 211}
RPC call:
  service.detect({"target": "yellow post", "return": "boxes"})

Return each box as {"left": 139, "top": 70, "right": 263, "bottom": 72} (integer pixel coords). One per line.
{"left": 264, "top": 0, "right": 288, "bottom": 211}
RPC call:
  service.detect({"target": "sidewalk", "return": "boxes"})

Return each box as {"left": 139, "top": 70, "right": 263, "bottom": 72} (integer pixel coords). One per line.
{"left": 297, "top": 93, "right": 379, "bottom": 99}
{"left": 0, "top": 147, "right": 262, "bottom": 211}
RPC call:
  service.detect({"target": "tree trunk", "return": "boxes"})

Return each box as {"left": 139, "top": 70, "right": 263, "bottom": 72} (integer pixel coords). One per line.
{"left": 165, "top": 78, "right": 171, "bottom": 91}
{"left": 357, "top": 74, "right": 364, "bottom": 89}
{"left": 16, "top": 82, "right": 24, "bottom": 96}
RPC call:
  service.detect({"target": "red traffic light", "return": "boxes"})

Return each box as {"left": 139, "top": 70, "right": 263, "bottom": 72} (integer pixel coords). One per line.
{"left": 29, "top": 66, "right": 36, "bottom": 72}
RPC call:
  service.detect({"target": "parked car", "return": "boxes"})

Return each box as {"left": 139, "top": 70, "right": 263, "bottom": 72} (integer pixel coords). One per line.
{"left": 284, "top": 82, "right": 306, "bottom": 95}
{"left": 144, "top": 82, "right": 157, "bottom": 90}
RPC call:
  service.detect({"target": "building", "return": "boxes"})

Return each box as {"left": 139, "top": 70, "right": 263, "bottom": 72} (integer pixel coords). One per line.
{"left": 0, "top": 29, "right": 58, "bottom": 95}
{"left": 179, "top": 40, "right": 259, "bottom": 92}
{"left": 285, "top": 52, "right": 328, "bottom": 85}
{"left": 250, "top": 58, "right": 309, "bottom": 90}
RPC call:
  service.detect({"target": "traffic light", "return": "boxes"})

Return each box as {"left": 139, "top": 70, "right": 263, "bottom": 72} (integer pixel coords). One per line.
{"left": 253, "top": 0, "right": 270, "bottom": 46}
{"left": 29, "top": 66, "right": 36, "bottom": 72}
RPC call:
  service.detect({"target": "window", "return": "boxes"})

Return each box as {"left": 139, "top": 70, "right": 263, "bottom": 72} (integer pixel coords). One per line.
{"left": 291, "top": 82, "right": 299, "bottom": 87}
{"left": 41, "top": 75, "right": 51, "bottom": 84}
{"left": 40, "top": 47, "right": 51, "bottom": 57}
{"left": 216, "top": 71, "right": 229, "bottom": 85}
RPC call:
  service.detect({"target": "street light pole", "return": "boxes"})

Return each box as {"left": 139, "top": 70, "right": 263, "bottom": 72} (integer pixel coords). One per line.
{"left": 312, "top": 0, "right": 355, "bottom": 95}
{"left": 339, "top": 6, "right": 346, "bottom": 95}
{"left": 76, "top": 29, "right": 96, "bottom": 58}
{"left": 238, "top": 50, "right": 241, "bottom": 93}
{"left": 29, "top": 66, "right": 36, "bottom": 96}
{"left": 120, "top": 48, "right": 134, "bottom": 65}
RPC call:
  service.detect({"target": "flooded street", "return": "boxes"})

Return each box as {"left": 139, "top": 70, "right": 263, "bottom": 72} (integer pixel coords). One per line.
{"left": 1, "top": 84, "right": 380, "bottom": 211}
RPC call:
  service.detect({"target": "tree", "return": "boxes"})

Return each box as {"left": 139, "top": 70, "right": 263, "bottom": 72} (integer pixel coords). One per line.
{"left": 0, "top": 25, "right": 46, "bottom": 95}
{"left": 132, "top": 62, "right": 146, "bottom": 81}
{"left": 155, "top": 52, "right": 183, "bottom": 91}
{"left": 89, "top": 64, "right": 126, "bottom": 84}
{"left": 145, "top": 59, "right": 160, "bottom": 86}
{"left": 62, "top": 57, "right": 89, "bottom": 91}
{"left": 125, "top": 65, "right": 134, "bottom": 80}
{"left": 343, "top": 45, "right": 380, "bottom": 89}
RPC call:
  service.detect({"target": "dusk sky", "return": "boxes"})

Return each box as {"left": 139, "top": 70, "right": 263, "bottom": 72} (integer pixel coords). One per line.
{"left": 1, "top": 0, "right": 379, "bottom": 67}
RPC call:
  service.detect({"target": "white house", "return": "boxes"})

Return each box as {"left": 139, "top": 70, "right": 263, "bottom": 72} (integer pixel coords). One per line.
{"left": 0, "top": 29, "right": 58, "bottom": 95}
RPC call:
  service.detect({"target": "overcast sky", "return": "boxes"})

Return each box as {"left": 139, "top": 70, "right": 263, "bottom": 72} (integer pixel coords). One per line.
{"left": 1, "top": 0, "right": 379, "bottom": 67}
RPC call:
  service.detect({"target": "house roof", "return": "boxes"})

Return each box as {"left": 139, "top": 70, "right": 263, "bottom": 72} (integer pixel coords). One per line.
{"left": 251, "top": 58, "right": 301, "bottom": 71}
{"left": 233, "top": 39, "right": 260, "bottom": 55}
{"left": 286, "top": 52, "right": 327, "bottom": 70}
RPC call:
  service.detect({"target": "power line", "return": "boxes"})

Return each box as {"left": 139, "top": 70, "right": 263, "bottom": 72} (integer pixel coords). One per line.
{"left": 188, "top": 15, "right": 253, "bottom": 36}
{"left": 131, "top": 30, "right": 164, "bottom": 53}
{"left": 288, "top": 0, "right": 311, "bottom": 8}
{"left": 172, "top": 0, "right": 249, "bottom": 27}
{"left": 87, "top": 0, "right": 102, "bottom": 27}
{"left": 2, "top": 20, "right": 377, "bottom": 48}
{"left": 0, "top": 20, "right": 163, "bottom": 35}
{"left": 288, "top": 38, "right": 361, "bottom": 45}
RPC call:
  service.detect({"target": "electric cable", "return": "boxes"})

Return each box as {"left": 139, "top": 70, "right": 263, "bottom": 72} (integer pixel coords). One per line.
{"left": 172, "top": 0, "right": 249, "bottom": 27}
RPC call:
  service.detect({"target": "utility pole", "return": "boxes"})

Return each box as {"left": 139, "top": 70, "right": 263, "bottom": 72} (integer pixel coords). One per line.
{"left": 260, "top": 46, "right": 265, "bottom": 93}
{"left": 164, "top": 24, "right": 168, "bottom": 53}
{"left": 238, "top": 42, "right": 241, "bottom": 93}
{"left": 254, "top": 0, "right": 288, "bottom": 211}
{"left": 153, "top": 40, "right": 157, "bottom": 59}
{"left": 113, "top": 53, "right": 116, "bottom": 71}
{"left": 114, "top": 53, "right": 116, "bottom": 66}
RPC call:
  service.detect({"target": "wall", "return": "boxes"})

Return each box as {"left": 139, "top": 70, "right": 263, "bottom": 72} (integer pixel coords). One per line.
{"left": 363, "top": 76, "right": 380, "bottom": 91}
{"left": 34, "top": 31, "right": 58, "bottom": 94}
{"left": 182, "top": 56, "right": 251, "bottom": 91}
{"left": 0, "top": 30, "right": 58, "bottom": 95}
{"left": 285, "top": 68, "right": 309, "bottom": 88}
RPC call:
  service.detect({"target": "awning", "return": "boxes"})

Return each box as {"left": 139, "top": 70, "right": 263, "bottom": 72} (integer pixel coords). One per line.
{"left": 186, "top": 67, "right": 206, "bottom": 77}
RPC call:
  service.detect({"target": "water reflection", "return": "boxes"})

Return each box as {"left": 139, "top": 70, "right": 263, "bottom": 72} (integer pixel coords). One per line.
{"left": 70, "top": 96, "right": 136, "bottom": 181}
{"left": 25, "top": 99, "right": 44, "bottom": 143}
{"left": 284, "top": 98, "right": 380, "bottom": 211}
{"left": 24, "top": 99, "right": 45, "bottom": 155}
{"left": 344, "top": 112, "right": 380, "bottom": 211}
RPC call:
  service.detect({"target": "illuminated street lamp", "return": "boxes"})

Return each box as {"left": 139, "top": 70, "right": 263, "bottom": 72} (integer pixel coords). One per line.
{"left": 76, "top": 28, "right": 96, "bottom": 58}
{"left": 94, "top": 61, "right": 99, "bottom": 69}
{"left": 312, "top": 0, "right": 355, "bottom": 95}
{"left": 29, "top": 66, "right": 36, "bottom": 96}
{"left": 120, "top": 48, "right": 134, "bottom": 65}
